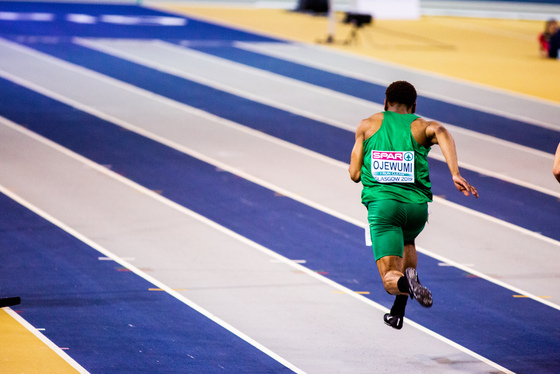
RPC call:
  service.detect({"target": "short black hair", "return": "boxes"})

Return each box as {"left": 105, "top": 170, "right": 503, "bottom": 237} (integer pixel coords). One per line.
{"left": 385, "top": 81, "right": 417, "bottom": 109}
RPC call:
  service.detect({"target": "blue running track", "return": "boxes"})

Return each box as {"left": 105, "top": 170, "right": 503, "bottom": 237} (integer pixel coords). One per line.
{"left": 0, "top": 75, "right": 559, "bottom": 373}
{"left": 0, "top": 191, "right": 293, "bottom": 373}
{"left": 10, "top": 39, "right": 560, "bottom": 242}
{"left": 1, "top": 2, "right": 559, "bottom": 373}
{"left": 187, "top": 44, "right": 560, "bottom": 154}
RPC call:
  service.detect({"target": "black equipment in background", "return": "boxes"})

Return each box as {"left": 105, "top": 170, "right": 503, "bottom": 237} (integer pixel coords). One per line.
{"left": 0, "top": 297, "right": 21, "bottom": 308}
{"left": 342, "top": 12, "right": 373, "bottom": 45}
{"left": 297, "top": 0, "right": 329, "bottom": 14}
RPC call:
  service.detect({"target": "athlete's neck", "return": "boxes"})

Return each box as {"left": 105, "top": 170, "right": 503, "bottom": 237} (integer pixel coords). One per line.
{"left": 385, "top": 102, "right": 416, "bottom": 114}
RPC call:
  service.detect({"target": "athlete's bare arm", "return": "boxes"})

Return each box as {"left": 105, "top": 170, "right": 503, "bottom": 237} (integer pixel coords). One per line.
{"left": 553, "top": 142, "right": 560, "bottom": 183}
{"left": 349, "top": 114, "right": 383, "bottom": 182}
{"left": 425, "top": 121, "right": 479, "bottom": 198}
{"left": 349, "top": 121, "right": 366, "bottom": 182}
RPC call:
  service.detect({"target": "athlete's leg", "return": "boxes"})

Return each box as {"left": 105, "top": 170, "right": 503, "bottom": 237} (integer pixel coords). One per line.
{"left": 368, "top": 200, "right": 406, "bottom": 295}
{"left": 403, "top": 242, "right": 417, "bottom": 271}
{"left": 369, "top": 201, "right": 431, "bottom": 330}
{"left": 401, "top": 204, "right": 432, "bottom": 307}
{"left": 386, "top": 242, "right": 416, "bottom": 324}
{"left": 377, "top": 254, "right": 410, "bottom": 330}
{"left": 376, "top": 255, "right": 406, "bottom": 295}
{"left": 378, "top": 244, "right": 416, "bottom": 293}
{"left": 390, "top": 242, "right": 416, "bottom": 311}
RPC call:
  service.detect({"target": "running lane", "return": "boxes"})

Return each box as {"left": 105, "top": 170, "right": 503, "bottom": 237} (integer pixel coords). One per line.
{"left": 8, "top": 40, "right": 560, "bottom": 242}
{"left": 185, "top": 44, "right": 560, "bottom": 154}
{"left": 0, "top": 77, "right": 558, "bottom": 374}
{"left": 0, "top": 191, "right": 295, "bottom": 373}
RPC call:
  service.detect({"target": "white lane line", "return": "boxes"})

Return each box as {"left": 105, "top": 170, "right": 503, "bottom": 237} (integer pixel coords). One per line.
{"left": 153, "top": 38, "right": 380, "bottom": 109}
{"left": 420, "top": 245, "right": 560, "bottom": 313}
{"left": 71, "top": 38, "right": 560, "bottom": 199}
{"left": 2, "top": 39, "right": 559, "bottom": 285}
{"left": 0, "top": 117, "right": 513, "bottom": 374}
{"left": 4, "top": 308, "right": 90, "bottom": 373}
{"left": 235, "top": 41, "right": 560, "bottom": 131}
{"left": 73, "top": 37, "right": 356, "bottom": 132}
{"left": 438, "top": 263, "right": 474, "bottom": 267}
{"left": 433, "top": 194, "right": 560, "bottom": 251}
{"left": 0, "top": 37, "right": 556, "bottom": 201}
{"left": 0, "top": 173, "right": 305, "bottom": 373}
{"left": 442, "top": 124, "right": 555, "bottom": 159}
{"left": 270, "top": 259, "right": 307, "bottom": 264}
{"left": 1, "top": 61, "right": 559, "bottom": 306}
{"left": 0, "top": 37, "right": 345, "bottom": 170}
{"left": 429, "top": 152, "right": 560, "bottom": 199}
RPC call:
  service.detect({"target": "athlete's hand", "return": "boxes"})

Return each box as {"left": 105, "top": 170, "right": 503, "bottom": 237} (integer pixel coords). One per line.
{"left": 453, "top": 175, "right": 479, "bottom": 198}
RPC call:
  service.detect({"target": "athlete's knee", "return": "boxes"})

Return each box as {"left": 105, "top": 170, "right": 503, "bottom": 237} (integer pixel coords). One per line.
{"left": 382, "top": 272, "right": 400, "bottom": 295}
{"left": 382, "top": 281, "right": 393, "bottom": 295}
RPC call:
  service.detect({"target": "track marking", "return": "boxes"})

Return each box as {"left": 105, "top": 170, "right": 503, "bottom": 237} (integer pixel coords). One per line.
{"left": 4, "top": 308, "right": 89, "bottom": 373}
{"left": 513, "top": 295, "right": 551, "bottom": 299}
{"left": 99, "top": 256, "right": 135, "bottom": 261}
{"left": 0, "top": 37, "right": 555, "bottom": 202}
{"left": 332, "top": 291, "right": 370, "bottom": 295}
{"left": 419, "top": 245, "right": 560, "bottom": 311}
{"left": 0, "top": 58, "right": 558, "bottom": 309}
{"left": 429, "top": 152, "right": 560, "bottom": 198}
{"left": 1, "top": 64, "right": 559, "bottom": 305}
{"left": 270, "top": 259, "right": 307, "bottom": 263}
{"left": 74, "top": 37, "right": 356, "bottom": 132}
{"left": 0, "top": 37, "right": 345, "bottom": 170}
{"left": 0, "top": 189, "right": 305, "bottom": 374}
{"left": 431, "top": 196, "right": 560, "bottom": 251}
{"left": 0, "top": 36, "right": 560, "bottom": 356}
{"left": 70, "top": 39, "right": 560, "bottom": 198}
{"left": 438, "top": 262, "right": 474, "bottom": 267}
{"left": 235, "top": 41, "right": 560, "bottom": 130}
{"left": 0, "top": 115, "right": 515, "bottom": 374}
{"left": 440, "top": 124, "right": 555, "bottom": 158}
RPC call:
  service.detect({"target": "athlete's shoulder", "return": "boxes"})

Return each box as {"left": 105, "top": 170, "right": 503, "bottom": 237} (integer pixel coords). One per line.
{"left": 411, "top": 116, "right": 434, "bottom": 131}
{"left": 412, "top": 117, "right": 443, "bottom": 147}
{"left": 360, "top": 112, "right": 384, "bottom": 124}
{"left": 358, "top": 113, "right": 384, "bottom": 139}
{"left": 411, "top": 115, "right": 428, "bottom": 124}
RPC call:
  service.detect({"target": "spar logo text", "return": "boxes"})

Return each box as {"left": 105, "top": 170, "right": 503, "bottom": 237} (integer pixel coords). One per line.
{"left": 371, "top": 151, "right": 415, "bottom": 183}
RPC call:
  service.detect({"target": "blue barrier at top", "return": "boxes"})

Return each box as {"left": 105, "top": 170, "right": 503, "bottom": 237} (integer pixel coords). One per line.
{"left": 0, "top": 1, "right": 282, "bottom": 41}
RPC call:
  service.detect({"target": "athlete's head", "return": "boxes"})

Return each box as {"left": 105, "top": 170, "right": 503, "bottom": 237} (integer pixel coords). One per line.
{"left": 385, "top": 81, "right": 417, "bottom": 112}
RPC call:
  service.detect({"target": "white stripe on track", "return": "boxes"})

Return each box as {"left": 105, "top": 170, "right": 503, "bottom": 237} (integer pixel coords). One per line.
{"left": 0, "top": 37, "right": 346, "bottom": 171}
{"left": 0, "top": 116, "right": 514, "bottom": 374}
{"left": 0, "top": 49, "right": 559, "bottom": 310}
{"left": 429, "top": 152, "right": 560, "bottom": 198}
{"left": 153, "top": 38, "right": 380, "bottom": 112}
{"left": 72, "top": 38, "right": 560, "bottom": 199}
{"left": 4, "top": 308, "right": 90, "bottom": 374}
{"left": 0, "top": 37, "right": 556, "bottom": 202}
{"left": 73, "top": 37, "right": 357, "bottom": 132}
{"left": 235, "top": 41, "right": 560, "bottom": 131}
{"left": 444, "top": 124, "right": 555, "bottom": 159}
{"left": 0, "top": 123, "right": 306, "bottom": 374}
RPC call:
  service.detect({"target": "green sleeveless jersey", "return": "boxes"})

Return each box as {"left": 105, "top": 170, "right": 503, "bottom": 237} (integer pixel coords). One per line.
{"left": 360, "top": 111, "right": 433, "bottom": 205}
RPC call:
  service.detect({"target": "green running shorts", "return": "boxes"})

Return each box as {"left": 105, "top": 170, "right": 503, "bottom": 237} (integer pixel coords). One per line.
{"left": 367, "top": 200, "right": 428, "bottom": 261}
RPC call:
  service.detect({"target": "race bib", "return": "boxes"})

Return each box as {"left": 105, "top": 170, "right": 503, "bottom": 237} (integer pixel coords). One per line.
{"left": 371, "top": 150, "right": 415, "bottom": 183}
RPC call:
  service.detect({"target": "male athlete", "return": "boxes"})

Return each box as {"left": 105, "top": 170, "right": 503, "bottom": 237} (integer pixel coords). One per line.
{"left": 349, "top": 81, "right": 478, "bottom": 329}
